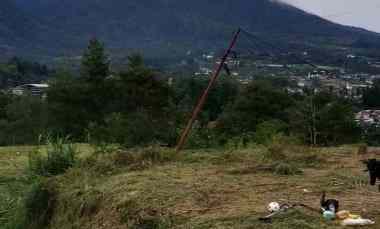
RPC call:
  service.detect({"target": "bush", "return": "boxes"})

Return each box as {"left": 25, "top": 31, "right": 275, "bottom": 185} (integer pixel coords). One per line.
{"left": 254, "top": 120, "right": 288, "bottom": 145}
{"left": 28, "top": 136, "right": 77, "bottom": 177}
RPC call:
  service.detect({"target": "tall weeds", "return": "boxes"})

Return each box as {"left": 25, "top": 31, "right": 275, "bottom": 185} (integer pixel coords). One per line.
{"left": 28, "top": 136, "right": 77, "bottom": 177}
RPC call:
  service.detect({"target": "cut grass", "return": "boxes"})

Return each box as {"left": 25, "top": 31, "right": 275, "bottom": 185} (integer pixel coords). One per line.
{"left": 1, "top": 144, "right": 380, "bottom": 229}
{"left": 0, "top": 144, "right": 94, "bottom": 228}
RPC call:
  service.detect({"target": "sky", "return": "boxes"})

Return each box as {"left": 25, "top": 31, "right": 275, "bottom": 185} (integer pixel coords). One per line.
{"left": 282, "top": 0, "right": 380, "bottom": 33}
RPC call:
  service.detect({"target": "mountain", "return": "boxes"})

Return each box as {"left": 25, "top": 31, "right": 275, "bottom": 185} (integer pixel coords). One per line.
{"left": 2, "top": 0, "right": 380, "bottom": 59}
{"left": 0, "top": 0, "right": 38, "bottom": 54}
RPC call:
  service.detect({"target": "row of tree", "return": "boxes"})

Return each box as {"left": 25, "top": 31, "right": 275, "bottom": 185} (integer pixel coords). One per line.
{"left": 0, "top": 39, "right": 375, "bottom": 147}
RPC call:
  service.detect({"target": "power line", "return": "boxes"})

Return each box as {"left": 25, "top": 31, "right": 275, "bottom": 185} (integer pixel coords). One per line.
{"left": 240, "top": 28, "right": 319, "bottom": 69}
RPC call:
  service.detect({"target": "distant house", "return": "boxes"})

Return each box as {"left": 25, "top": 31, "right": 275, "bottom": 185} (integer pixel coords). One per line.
{"left": 12, "top": 84, "right": 49, "bottom": 97}
{"left": 355, "top": 110, "right": 380, "bottom": 126}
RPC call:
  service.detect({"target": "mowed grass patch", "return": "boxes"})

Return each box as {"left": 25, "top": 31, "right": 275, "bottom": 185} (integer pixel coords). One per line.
{"left": 1, "top": 145, "right": 380, "bottom": 228}
{"left": 46, "top": 146, "right": 379, "bottom": 228}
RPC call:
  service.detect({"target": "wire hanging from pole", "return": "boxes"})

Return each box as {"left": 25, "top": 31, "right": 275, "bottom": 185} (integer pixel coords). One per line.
{"left": 175, "top": 28, "right": 242, "bottom": 153}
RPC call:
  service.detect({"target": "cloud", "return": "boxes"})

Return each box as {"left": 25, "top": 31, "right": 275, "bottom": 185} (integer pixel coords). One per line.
{"left": 274, "top": 0, "right": 380, "bottom": 33}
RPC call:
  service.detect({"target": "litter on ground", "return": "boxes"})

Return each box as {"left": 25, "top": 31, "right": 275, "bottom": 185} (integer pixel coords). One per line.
{"left": 261, "top": 192, "right": 376, "bottom": 227}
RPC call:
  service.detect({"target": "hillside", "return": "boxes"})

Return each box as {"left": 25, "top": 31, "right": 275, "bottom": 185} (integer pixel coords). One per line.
{"left": 0, "top": 0, "right": 38, "bottom": 55}
{"left": 2, "top": 0, "right": 380, "bottom": 59}
{"left": 1, "top": 144, "right": 380, "bottom": 228}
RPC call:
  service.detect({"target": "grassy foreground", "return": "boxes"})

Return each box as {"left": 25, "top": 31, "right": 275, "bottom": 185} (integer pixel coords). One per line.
{"left": 1, "top": 144, "right": 380, "bottom": 229}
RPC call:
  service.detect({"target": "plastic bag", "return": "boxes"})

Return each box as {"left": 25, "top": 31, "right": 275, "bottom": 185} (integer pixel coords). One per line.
{"left": 341, "top": 218, "right": 375, "bottom": 226}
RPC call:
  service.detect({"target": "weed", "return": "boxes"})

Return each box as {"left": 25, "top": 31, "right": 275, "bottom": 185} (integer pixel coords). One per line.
{"left": 28, "top": 136, "right": 77, "bottom": 177}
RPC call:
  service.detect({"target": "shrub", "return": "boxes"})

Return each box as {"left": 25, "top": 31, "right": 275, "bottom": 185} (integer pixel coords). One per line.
{"left": 28, "top": 136, "right": 77, "bottom": 177}
{"left": 254, "top": 120, "right": 288, "bottom": 145}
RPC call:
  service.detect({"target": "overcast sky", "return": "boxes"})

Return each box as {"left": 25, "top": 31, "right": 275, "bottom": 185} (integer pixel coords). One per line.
{"left": 282, "top": 0, "right": 380, "bottom": 33}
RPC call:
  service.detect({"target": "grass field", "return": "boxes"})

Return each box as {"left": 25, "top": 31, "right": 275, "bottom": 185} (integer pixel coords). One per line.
{"left": 0, "top": 144, "right": 379, "bottom": 229}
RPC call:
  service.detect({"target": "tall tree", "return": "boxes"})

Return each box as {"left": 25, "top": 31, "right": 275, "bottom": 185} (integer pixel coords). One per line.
{"left": 116, "top": 54, "right": 171, "bottom": 114}
{"left": 81, "top": 38, "right": 110, "bottom": 84}
{"left": 81, "top": 39, "right": 112, "bottom": 122}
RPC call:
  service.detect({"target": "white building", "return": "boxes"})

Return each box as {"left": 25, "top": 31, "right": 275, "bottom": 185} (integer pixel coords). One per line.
{"left": 12, "top": 84, "right": 49, "bottom": 97}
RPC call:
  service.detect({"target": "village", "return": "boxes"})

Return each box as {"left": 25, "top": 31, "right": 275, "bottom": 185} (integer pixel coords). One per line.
{"left": 191, "top": 51, "right": 380, "bottom": 129}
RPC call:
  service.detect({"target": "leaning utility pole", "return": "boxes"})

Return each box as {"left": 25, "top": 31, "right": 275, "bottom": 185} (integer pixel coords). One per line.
{"left": 175, "top": 28, "right": 241, "bottom": 153}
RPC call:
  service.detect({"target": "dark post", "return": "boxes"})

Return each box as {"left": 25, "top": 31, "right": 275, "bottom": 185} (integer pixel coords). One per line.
{"left": 175, "top": 28, "right": 241, "bottom": 153}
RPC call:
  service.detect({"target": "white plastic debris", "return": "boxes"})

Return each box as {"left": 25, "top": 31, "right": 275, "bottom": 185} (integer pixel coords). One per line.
{"left": 267, "top": 202, "right": 280, "bottom": 213}
{"left": 341, "top": 218, "right": 375, "bottom": 226}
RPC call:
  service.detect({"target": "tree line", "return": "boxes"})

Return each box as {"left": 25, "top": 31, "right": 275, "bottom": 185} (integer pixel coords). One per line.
{"left": 0, "top": 39, "right": 378, "bottom": 147}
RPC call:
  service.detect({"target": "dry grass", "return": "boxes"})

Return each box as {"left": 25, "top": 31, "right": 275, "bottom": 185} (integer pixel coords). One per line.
{"left": 1, "top": 145, "right": 380, "bottom": 229}
{"left": 49, "top": 146, "right": 380, "bottom": 228}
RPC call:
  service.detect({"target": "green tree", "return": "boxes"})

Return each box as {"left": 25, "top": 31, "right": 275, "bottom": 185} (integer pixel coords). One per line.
{"left": 363, "top": 79, "right": 380, "bottom": 108}
{"left": 87, "top": 54, "right": 177, "bottom": 146}
{"left": 290, "top": 92, "right": 360, "bottom": 145}
{"left": 217, "top": 80, "right": 294, "bottom": 136}
{"left": 173, "top": 75, "right": 239, "bottom": 125}
{"left": 80, "top": 39, "right": 113, "bottom": 123}
{"left": 116, "top": 54, "right": 171, "bottom": 114}
{"left": 0, "top": 95, "right": 47, "bottom": 145}
{"left": 318, "top": 100, "right": 360, "bottom": 145}
{"left": 47, "top": 71, "right": 89, "bottom": 138}
{"left": 0, "top": 91, "right": 12, "bottom": 120}
{"left": 81, "top": 39, "right": 110, "bottom": 84}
